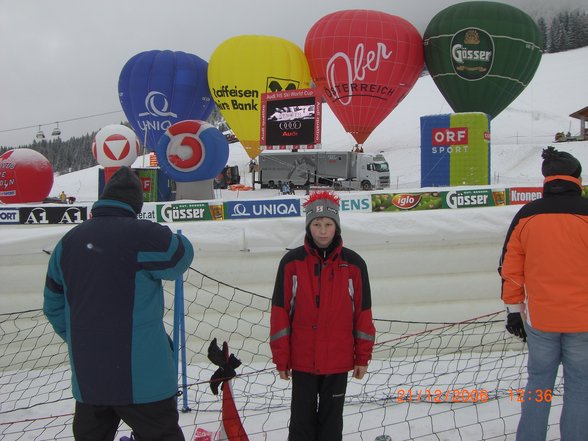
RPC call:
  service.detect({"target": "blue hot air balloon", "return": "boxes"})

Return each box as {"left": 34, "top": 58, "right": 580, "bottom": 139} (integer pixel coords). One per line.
{"left": 118, "top": 50, "right": 214, "bottom": 150}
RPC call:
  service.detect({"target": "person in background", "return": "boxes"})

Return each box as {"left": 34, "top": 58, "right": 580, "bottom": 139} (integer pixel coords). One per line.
{"left": 43, "top": 166, "right": 194, "bottom": 441}
{"left": 499, "top": 147, "right": 588, "bottom": 441}
{"left": 281, "top": 181, "right": 290, "bottom": 195}
{"left": 270, "top": 191, "right": 375, "bottom": 441}
{"left": 59, "top": 190, "right": 67, "bottom": 203}
{"left": 304, "top": 179, "right": 311, "bottom": 196}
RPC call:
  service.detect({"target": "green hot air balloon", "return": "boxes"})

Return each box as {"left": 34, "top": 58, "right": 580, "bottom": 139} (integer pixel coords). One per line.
{"left": 424, "top": 1, "right": 543, "bottom": 119}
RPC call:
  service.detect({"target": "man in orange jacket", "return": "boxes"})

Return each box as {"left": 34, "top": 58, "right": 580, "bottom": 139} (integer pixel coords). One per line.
{"left": 499, "top": 147, "right": 588, "bottom": 441}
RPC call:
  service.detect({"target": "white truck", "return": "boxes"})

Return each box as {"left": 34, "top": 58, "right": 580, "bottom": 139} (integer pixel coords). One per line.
{"left": 256, "top": 150, "right": 390, "bottom": 190}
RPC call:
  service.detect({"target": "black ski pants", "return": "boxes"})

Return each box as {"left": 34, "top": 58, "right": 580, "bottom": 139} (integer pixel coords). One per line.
{"left": 72, "top": 396, "right": 184, "bottom": 441}
{"left": 289, "top": 370, "right": 348, "bottom": 441}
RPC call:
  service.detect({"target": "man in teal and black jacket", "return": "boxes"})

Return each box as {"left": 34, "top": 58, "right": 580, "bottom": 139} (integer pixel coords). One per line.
{"left": 43, "top": 166, "right": 194, "bottom": 441}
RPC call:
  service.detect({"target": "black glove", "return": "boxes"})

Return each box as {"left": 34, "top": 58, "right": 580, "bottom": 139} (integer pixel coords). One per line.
{"left": 207, "top": 338, "right": 242, "bottom": 395}
{"left": 207, "top": 338, "right": 226, "bottom": 367}
{"left": 506, "top": 312, "right": 527, "bottom": 342}
{"left": 209, "top": 367, "right": 228, "bottom": 396}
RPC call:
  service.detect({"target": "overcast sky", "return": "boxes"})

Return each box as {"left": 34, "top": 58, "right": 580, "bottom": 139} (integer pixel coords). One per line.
{"left": 0, "top": 0, "right": 584, "bottom": 148}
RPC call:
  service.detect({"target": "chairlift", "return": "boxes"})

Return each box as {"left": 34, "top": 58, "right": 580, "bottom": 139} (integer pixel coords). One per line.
{"left": 51, "top": 122, "right": 61, "bottom": 137}
{"left": 35, "top": 125, "right": 45, "bottom": 140}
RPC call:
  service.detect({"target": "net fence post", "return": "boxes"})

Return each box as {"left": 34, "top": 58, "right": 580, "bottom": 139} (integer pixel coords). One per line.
{"left": 173, "top": 229, "right": 191, "bottom": 412}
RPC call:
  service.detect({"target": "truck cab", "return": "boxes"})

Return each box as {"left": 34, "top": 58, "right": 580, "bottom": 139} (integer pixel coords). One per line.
{"left": 355, "top": 154, "right": 390, "bottom": 190}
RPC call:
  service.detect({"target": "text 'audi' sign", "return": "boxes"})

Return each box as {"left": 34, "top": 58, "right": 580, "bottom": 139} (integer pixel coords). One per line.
{"left": 260, "top": 88, "right": 321, "bottom": 149}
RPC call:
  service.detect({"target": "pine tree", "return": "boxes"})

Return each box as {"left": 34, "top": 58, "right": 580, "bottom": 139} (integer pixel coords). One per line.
{"left": 549, "top": 16, "right": 562, "bottom": 52}
{"left": 537, "top": 17, "right": 548, "bottom": 52}
{"left": 543, "top": 9, "right": 588, "bottom": 53}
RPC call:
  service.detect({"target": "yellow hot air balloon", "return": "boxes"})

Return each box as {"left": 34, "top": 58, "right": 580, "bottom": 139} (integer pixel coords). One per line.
{"left": 208, "top": 35, "right": 311, "bottom": 159}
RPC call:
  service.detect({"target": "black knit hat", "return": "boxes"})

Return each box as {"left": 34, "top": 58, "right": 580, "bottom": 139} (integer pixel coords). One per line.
{"left": 541, "top": 146, "right": 582, "bottom": 178}
{"left": 100, "top": 166, "right": 144, "bottom": 214}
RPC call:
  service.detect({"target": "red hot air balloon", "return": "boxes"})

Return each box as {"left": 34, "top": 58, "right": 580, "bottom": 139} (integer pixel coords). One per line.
{"left": 305, "top": 10, "right": 424, "bottom": 145}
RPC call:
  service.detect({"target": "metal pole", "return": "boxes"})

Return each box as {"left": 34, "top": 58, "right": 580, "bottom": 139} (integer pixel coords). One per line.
{"left": 173, "top": 229, "right": 191, "bottom": 412}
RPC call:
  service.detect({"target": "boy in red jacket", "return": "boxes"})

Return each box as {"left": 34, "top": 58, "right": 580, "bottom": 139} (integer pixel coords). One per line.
{"left": 270, "top": 191, "right": 375, "bottom": 441}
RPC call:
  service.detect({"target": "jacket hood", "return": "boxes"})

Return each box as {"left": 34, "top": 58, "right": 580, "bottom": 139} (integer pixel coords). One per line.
{"left": 543, "top": 175, "right": 583, "bottom": 197}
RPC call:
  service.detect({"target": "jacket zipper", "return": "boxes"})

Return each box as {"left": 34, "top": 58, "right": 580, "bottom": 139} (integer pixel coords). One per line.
{"left": 316, "top": 260, "right": 321, "bottom": 308}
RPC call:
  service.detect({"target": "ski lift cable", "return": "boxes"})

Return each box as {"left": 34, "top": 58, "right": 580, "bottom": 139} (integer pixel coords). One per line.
{"left": 0, "top": 110, "right": 124, "bottom": 134}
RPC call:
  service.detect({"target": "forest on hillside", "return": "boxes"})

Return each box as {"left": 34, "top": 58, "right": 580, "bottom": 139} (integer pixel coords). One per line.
{"left": 0, "top": 134, "right": 98, "bottom": 175}
{"left": 537, "top": 9, "right": 588, "bottom": 53}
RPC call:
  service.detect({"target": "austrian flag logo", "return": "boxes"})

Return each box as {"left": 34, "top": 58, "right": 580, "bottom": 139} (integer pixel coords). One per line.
{"left": 92, "top": 125, "right": 140, "bottom": 168}
{"left": 101, "top": 134, "right": 135, "bottom": 161}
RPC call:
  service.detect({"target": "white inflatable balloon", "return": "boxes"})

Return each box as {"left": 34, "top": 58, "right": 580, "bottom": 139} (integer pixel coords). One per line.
{"left": 92, "top": 124, "right": 140, "bottom": 167}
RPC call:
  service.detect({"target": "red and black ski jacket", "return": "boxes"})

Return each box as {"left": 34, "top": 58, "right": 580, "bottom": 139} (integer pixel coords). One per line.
{"left": 270, "top": 235, "right": 375, "bottom": 374}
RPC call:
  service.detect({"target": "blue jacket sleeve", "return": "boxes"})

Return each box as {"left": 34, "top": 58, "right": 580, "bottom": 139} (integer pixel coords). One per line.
{"left": 138, "top": 229, "right": 194, "bottom": 281}
{"left": 43, "top": 241, "right": 67, "bottom": 341}
{"left": 160, "top": 233, "right": 194, "bottom": 280}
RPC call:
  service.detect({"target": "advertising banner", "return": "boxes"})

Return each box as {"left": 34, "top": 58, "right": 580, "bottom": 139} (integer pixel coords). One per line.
{"left": 260, "top": 88, "right": 321, "bottom": 150}
{"left": 137, "top": 202, "right": 158, "bottom": 222}
{"left": 19, "top": 206, "right": 88, "bottom": 224}
{"left": 443, "top": 188, "right": 505, "bottom": 209}
{"left": 420, "top": 112, "right": 490, "bottom": 187}
{"left": 339, "top": 195, "right": 372, "bottom": 213}
{"left": 157, "top": 202, "right": 213, "bottom": 223}
{"left": 371, "top": 192, "right": 443, "bottom": 212}
{"left": 209, "top": 203, "right": 225, "bottom": 221}
{"left": 224, "top": 199, "right": 301, "bottom": 220}
{"left": 508, "top": 187, "right": 542, "bottom": 205}
{"left": 136, "top": 169, "right": 158, "bottom": 202}
{"left": 0, "top": 208, "right": 20, "bottom": 224}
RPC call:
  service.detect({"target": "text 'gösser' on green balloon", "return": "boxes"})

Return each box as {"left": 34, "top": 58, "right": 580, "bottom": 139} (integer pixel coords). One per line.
{"left": 423, "top": 1, "right": 543, "bottom": 119}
